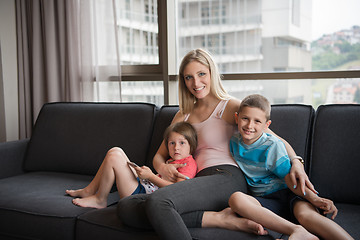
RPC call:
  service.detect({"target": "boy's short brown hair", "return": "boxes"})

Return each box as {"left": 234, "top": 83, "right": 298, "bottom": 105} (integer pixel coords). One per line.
{"left": 163, "top": 122, "right": 198, "bottom": 154}
{"left": 239, "top": 94, "right": 271, "bottom": 121}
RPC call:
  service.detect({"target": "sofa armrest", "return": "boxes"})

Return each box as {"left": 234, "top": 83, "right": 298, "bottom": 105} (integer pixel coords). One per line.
{"left": 0, "top": 139, "right": 28, "bottom": 179}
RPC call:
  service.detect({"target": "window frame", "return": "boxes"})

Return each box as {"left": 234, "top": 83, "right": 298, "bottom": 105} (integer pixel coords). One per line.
{"left": 119, "top": 0, "right": 169, "bottom": 104}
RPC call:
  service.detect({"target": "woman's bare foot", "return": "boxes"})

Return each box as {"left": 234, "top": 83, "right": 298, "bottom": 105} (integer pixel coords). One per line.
{"left": 72, "top": 195, "right": 107, "bottom": 209}
{"left": 289, "top": 226, "right": 319, "bottom": 240}
{"left": 66, "top": 188, "right": 93, "bottom": 198}
{"left": 203, "top": 208, "right": 268, "bottom": 235}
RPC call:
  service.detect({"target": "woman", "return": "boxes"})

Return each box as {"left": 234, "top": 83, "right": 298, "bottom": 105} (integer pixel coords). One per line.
{"left": 117, "top": 48, "right": 315, "bottom": 240}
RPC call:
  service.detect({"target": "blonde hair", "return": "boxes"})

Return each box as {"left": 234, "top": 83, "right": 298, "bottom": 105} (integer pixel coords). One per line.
{"left": 163, "top": 122, "right": 198, "bottom": 155}
{"left": 239, "top": 94, "right": 271, "bottom": 121}
{"left": 178, "top": 48, "right": 231, "bottom": 114}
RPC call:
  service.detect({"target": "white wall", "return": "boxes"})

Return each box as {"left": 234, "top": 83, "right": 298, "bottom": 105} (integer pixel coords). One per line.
{"left": 0, "top": 0, "right": 19, "bottom": 141}
{"left": 262, "top": 0, "right": 312, "bottom": 42}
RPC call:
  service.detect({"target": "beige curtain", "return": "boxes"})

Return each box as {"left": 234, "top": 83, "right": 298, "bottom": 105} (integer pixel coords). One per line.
{"left": 16, "top": 0, "right": 122, "bottom": 139}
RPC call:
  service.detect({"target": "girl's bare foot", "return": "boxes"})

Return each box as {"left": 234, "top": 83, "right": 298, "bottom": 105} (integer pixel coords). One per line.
{"left": 72, "top": 195, "right": 107, "bottom": 209}
{"left": 289, "top": 226, "right": 319, "bottom": 240}
{"left": 66, "top": 188, "right": 93, "bottom": 198}
{"left": 204, "top": 208, "right": 268, "bottom": 235}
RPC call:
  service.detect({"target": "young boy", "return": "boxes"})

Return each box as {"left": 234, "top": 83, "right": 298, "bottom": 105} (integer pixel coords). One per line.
{"left": 228, "top": 94, "right": 353, "bottom": 240}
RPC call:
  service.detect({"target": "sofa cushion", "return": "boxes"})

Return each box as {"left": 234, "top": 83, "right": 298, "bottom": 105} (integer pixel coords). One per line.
{"left": 331, "top": 203, "right": 360, "bottom": 239}
{"left": 270, "top": 104, "right": 315, "bottom": 170}
{"left": 24, "top": 102, "right": 156, "bottom": 175}
{"left": 76, "top": 205, "right": 278, "bottom": 240}
{"left": 309, "top": 104, "right": 360, "bottom": 204}
{"left": 0, "top": 139, "right": 28, "bottom": 179}
{"left": 76, "top": 205, "right": 160, "bottom": 240}
{"left": 0, "top": 171, "right": 119, "bottom": 240}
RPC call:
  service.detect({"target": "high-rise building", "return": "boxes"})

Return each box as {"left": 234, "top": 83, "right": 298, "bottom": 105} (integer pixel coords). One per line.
{"left": 103, "top": 0, "right": 313, "bottom": 104}
{"left": 177, "top": 0, "right": 312, "bottom": 73}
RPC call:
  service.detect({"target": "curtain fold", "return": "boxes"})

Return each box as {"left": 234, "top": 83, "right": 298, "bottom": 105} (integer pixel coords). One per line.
{"left": 16, "top": 0, "right": 122, "bottom": 139}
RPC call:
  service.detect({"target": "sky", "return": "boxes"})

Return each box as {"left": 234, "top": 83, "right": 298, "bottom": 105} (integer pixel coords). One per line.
{"left": 312, "top": 0, "right": 360, "bottom": 40}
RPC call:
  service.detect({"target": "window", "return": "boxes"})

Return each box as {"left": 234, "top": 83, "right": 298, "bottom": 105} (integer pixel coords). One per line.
{"left": 177, "top": 0, "right": 263, "bottom": 73}
{"left": 95, "top": 0, "right": 359, "bottom": 107}
{"left": 174, "top": 0, "right": 360, "bottom": 107}
{"left": 93, "top": 0, "right": 165, "bottom": 105}
{"left": 115, "top": 0, "right": 159, "bottom": 65}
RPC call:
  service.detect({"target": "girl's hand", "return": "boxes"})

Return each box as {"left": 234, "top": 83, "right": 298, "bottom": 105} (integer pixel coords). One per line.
{"left": 158, "top": 163, "right": 188, "bottom": 182}
{"left": 135, "top": 166, "right": 155, "bottom": 180}
{"left": 311, "top": 196, "right": 338, "bottom": 220}
{"left": 289, "top": 160, "right": 317, "bottom": 195}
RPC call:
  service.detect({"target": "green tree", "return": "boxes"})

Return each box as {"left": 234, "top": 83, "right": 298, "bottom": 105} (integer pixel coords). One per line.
{"left": 312, "top": 42, "right": 360, "bottom": 70}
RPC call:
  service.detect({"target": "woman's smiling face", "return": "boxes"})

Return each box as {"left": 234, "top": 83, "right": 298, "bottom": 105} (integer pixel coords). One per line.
{"left": 183, "top": 61, "right": 211, "bottom": 100}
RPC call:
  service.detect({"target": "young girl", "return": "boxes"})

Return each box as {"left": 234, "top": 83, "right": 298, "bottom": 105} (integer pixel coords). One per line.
{"left": 66, "top": 122, "right": 197, "bottom": 209}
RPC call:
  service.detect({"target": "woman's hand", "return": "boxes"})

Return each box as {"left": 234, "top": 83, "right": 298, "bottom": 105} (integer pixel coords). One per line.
{"left": 157, "top": 162, "right": 188, "bottom": 182}
{"left": 290, "top": 159, "right": 317, "bottom": 195}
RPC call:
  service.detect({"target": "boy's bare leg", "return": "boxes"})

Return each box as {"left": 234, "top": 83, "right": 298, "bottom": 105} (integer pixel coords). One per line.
{"left": 70, "top": 147, "right": 139, "bottom": 208}
{"left": 228, "top": 192, "right": 319, "bottom": 240}
{"left": 202, "top": 208, "right": 268, "bottom": 235}
{"left": 293, "top": 201, "right": 354, "bottom": 240}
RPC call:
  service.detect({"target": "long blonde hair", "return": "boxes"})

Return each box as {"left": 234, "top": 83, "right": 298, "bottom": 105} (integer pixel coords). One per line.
{"left": 178, "top": 48, "right": 231, "bottom": 114}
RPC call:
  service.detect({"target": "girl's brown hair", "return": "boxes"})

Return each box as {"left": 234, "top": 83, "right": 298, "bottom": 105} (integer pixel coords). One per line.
{"left": 163, "top": 122, "right": 198, "bottom": 154}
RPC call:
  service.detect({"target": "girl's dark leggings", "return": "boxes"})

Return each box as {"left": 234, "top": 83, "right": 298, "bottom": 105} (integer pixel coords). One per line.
{"left": 117, "top": 165, "right": 247, "bottom": 240}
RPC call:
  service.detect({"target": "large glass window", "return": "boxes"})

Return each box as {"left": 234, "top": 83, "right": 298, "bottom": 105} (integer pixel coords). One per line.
{"left": 92, "top": 0, "right": 359, "bottom": 107}
{"left": 175, "top": 0, "right": 360, "bottom": 107}
{"left": 93, "top": 0, "right": 164, "bottom": 105}
{"left": 176, "top": 0, "right": 360, "bottom": 73}
{"left": 177, "top": 0, "right": 263, "bottom": 72}
{"left": 116, "top": 0, "right": 159, "bottom": 65}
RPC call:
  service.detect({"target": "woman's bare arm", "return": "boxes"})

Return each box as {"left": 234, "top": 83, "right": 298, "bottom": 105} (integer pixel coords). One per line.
{"left": 221, "top": 98, "right": 240, "bottom": 125}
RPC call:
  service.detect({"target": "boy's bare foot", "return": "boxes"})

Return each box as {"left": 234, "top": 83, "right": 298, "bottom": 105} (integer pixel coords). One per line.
{"left": 203, "top": 208, "right": 268, "bottom": 235}
{"left": 66, "top": 188, "right": 93, "bottom": 198}
{"left": 289, "top": 226, "right": 319, "bottom": 240}
{"left": 72, "top": 195, "right": 107, "bottom": 209}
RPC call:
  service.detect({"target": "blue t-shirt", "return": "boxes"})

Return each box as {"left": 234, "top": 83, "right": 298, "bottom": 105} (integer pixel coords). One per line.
{"left": 229, "top": 132, "right": 291, "bottom": 196}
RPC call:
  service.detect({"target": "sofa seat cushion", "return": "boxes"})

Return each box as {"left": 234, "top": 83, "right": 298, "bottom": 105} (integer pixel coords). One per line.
{"left": 77, "top": 205, "right": 278, "bottom": 240}
{"left": 0, "top": 172, "right": 119, "bottom": 240}
{"left": 332, "top": 203, "right": 360, "bottom": 239}
{"left": 76, "top": 205, "right": 160, "bottom": 240}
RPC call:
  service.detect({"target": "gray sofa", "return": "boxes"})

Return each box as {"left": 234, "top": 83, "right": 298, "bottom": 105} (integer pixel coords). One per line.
{"left": 0, "top": 102, "right": 358, "bottom": 239}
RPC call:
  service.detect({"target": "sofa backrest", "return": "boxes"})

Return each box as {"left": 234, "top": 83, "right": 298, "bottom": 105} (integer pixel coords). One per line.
{"left": 146, "top": 105, "right": 179, "bottom": 170}
{"left": 309, "top": 104, "right": 360, "bottom": 204}
{"left": 24, "top": 102, "right": 156, "bottom": 175}
{"left": 145, "top": 104, "right": 315, "bottom": 173}
{"left": 270, "top": 104, "right": 315, "bottom": 171}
